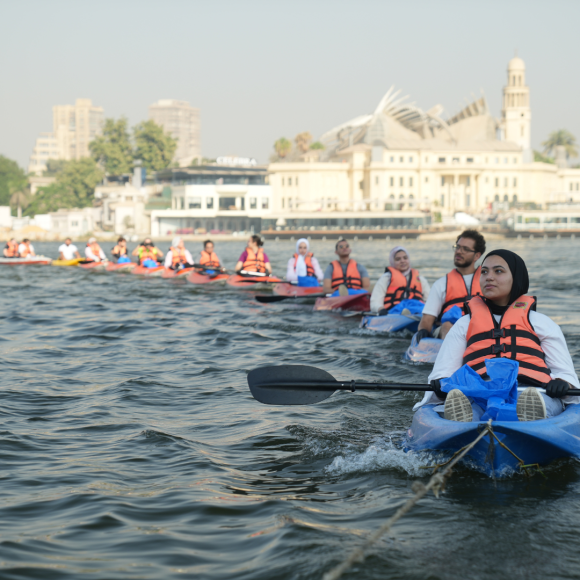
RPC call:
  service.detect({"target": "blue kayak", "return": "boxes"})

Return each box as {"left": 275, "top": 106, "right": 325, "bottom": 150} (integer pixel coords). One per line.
{"left": 361, "top": 313, "right": 419, "bottom": 333}
{"left": 406, "top": 403, "right": 580, "bottom": 476}
{"left": 404, "top": 333, "right": 443, "bottom": 363}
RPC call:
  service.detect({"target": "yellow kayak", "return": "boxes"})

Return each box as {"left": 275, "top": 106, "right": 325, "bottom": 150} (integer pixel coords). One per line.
{"left": 52, "top": 258, "right": 83, "bottom": 267}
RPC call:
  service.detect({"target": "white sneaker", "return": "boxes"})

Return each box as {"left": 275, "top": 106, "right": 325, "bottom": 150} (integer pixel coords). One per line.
{"left": 444, "top": 389, "right": 473, "bottom": 422}
{"left": 516, "top": 387, "right": 547, "bottom": 421}
{"left": 338, "top": 284, "right": 349, "bottom": 297}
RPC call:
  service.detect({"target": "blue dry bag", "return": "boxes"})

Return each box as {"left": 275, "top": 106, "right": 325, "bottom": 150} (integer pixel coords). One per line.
{"left": 298, "top": 276, "right": 321, "bottom": 288}
{"left": 388, "top": 299, "right": 424, "bottom": 316}
{"left": 441, "top": 305, "right": 463, "bottom": 325}
{"left": 143, "top": 259, "right": 159, "bottom": 268}
{"left": 117, "top": 256, "right": 130, "bottom": 264}
{"left": 330, "top": 288, "right": 368, "bottom": 297}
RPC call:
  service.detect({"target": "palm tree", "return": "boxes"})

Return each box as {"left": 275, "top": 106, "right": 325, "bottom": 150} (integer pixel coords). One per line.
{"left": 542, "top": 130, "right": 578, "bottom": 159}
{"left": 274, "top": 137, "right": 292, "bottom": 159}
{"left": 294, "top": 132, "right": 313, "bottom": 153}
{"left": 10, "top": 189, "right": 30, "bottom": 219}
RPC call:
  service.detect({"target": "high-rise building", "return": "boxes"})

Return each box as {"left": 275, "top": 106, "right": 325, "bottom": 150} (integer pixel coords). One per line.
{"left": 148, "top": 99, "right": 200, "bottom": 167}
{"left": 28, "top": 98, "right": 104, "bottom": 175}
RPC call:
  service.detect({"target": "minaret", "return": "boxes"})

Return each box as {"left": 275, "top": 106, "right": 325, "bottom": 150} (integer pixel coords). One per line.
{"left": 502, "top": 55, "right": 531, "bottom": 160}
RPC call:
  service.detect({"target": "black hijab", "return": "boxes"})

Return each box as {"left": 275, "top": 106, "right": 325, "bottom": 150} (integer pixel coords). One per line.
{"left": 482, "top": 249, "right": 529, "bottom": 315}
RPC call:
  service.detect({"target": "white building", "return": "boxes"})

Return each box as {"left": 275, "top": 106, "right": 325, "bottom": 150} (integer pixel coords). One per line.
{"left": 49, "top": 207, "right": 98, "bottom": 237}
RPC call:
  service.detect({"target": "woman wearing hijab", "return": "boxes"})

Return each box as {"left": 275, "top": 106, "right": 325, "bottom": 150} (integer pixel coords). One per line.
{"left": 286, "top": 238, "right": 324, "bottom": 284}
{"left": 164, "top": 237, "right": 194, "bottom": 270}
{"left": 419, "top": 249, "right": 580, "bottom": 422}
{"left": 370, "top": 246, "right": 430, "bottom": 314}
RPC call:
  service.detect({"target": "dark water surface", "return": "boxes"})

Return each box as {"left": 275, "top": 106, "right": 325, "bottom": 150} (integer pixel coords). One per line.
{"left": 2, "top": 238, "right": 580, "bottom": 580}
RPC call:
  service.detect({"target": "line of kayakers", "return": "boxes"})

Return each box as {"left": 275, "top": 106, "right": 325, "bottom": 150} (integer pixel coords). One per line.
{"left": 3, "top": 238, "right": 36, "bottom": 258}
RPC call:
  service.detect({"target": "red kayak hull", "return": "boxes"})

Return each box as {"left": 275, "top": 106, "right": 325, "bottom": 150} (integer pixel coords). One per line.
{"left": 186, "top": 271, "right": 229, "bottom": 285}
{"left": 0, "top": 257, "right": 51, "bottom": 266}
{"left": 131, "top": 265, "right": 165, "bottom": 276}
{"left": 272, "top": 283, "right": 325, "bottom": 299}
{"left": 79, "top": 261, "right": 107, "bottom": 269}
{"left": 161, "top": 267, "right": 194, "bottom": 279}
{"left": 313, "top": 293, "right": 370, "bottom": 312}
{"left": 226, "top": 274, "right": 282, "bottom": 289}
{"left": 106, "top": 262, "right": 136, "bottom": 271}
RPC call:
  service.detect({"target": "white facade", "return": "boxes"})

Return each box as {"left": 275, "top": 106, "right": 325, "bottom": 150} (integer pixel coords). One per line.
{"left": 49, "top": 207, "right": 98, "bottom": 237}
{"left": 28, "top": 134, "right": 61, "bottom": 175}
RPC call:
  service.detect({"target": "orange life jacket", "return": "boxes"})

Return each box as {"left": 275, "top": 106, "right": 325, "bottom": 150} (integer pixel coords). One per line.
{"left": 382, "top": 267, "right": 423, "bottom": 311}
{"left": 293, "top": 252, "right": 316, "bottom": 277}
{"left": 200, "top": 250, "right": 220, "bottom": 268}
{"left": 462, "top": 295, "right": 551, "bottom": 386}
{"left": 330, "top": 259, "right": 362, "bottom": 290}
{"left": 139, "top": 246, "right": 159, "bottom": 263}
{"left": 242, "top": 247, "right": 266, "bottom": 273}
{"left": 5, "top": 240, "right": 19, "bottom": 257}
{"left": 439, "top": 267, "right": 483, "bottom": 320}
{"left": 87, "top": 242, "right": 103, "bottom": 262}
{"left": 20, "top": 242, "right": 32, "bottom": 257}
{"left": 170, "top": 246, "right": 188, "bottom": 267}
{"left": 112, "top": 245, "right": 127, "bottom": 256}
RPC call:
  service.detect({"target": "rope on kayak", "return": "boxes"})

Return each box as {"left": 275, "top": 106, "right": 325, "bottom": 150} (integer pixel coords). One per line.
{"left": 322, "top": 420, "right": 494, "bottom": 580}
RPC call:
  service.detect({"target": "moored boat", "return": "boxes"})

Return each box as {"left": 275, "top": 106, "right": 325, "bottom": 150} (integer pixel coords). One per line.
{"left": 0, "top": 256, "right": 52, "bottom": 266}
{"left": 406, "top": 404, "right": 580, "bottom": 476}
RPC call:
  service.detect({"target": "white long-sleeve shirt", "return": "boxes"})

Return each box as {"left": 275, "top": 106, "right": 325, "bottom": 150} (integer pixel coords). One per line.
{"left": 422, "top": 273, "right": 475, "bottom": 317}
{"left": 370, "top": 271, "right": 430, "bottom": 313}
{"left": 414, "top": 311, "right": 580, "bottom": 410}
{"left": 85, "top": 246, "right": 106, "bottom": 261}
{"left": 285, "top": 256, "right": 324, "bottom": 282}
{"left": 164, "top": 249, "right": 194, "bottom": 268}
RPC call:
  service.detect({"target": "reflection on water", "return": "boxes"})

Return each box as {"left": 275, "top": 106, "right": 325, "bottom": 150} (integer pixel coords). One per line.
{"left": 1, "top": 238, "right": 580, "bottom": 579}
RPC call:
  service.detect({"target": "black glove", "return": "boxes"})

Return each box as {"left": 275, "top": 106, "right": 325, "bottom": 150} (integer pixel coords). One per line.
{"left": 415, "top": 329, "right": 431, "bottom": 343}
{"left": 545, "top": 378, "right": 570, "bottom": 398}
{"left": 378, "top": 308, "right": 389, "bottom": 316}
{"left": 431, "top": 379, "right": 447, "bottom": 400}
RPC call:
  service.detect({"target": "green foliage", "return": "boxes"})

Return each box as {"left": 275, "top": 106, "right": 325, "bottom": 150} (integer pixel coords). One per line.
{"left": 274, "top": 137, "right": 292, "bottom": 159}
{"left": 89, "top": 117, "right": 134, "bottom": 174}
{"left": 44, "top": 159, "right": 67, "bottom": 176}
{"left": 0, "top": 155, "right": 27, "bottom": 206}
{"left": 310, "top": 141, "right": 324, "bottom": 150}
{"left": 295, "top": 132, "right": 313, "bottom": 153}
{"left": 542, "top": 130, "right": 578, "bottom": 159}
{"left": 24, "top": 182, "right": 79, "bottom": 216}
{"left": 134, "top": 120, "right": 177, "bottom": 171}
{"left": 533, "top": 150, "right": 555, "bottom": 164}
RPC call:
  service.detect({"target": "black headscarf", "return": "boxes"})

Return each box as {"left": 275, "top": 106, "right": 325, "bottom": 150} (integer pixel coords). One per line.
{"left": 481, "top": 249, "right": 529, "bottom": 315}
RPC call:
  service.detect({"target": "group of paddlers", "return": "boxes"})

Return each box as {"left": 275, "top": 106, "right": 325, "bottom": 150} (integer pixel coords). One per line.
{"left": 3, "top": 238, "right": 36, "bottom": 259}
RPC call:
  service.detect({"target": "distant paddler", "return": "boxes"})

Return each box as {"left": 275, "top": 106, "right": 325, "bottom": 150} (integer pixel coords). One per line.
{"left": 19, "top": 238, "right": 36, "bottom": 258}
{"left": 322, "top": 238, "right": 370, "bottom": 295}
{"left": 132, "top": 238, "right": 163, "bottom": 266}
{"left": 58, "top": 238, "right": 81, "bottom": 260}
{"left": 111, "top": 237, "right": 130, "bottom": 263}
{"left": 85, "top": 237, "right": 107, "bottom": 263}
{"left": 164, "top": 237, "right": 194, "bottom": 270}
{"left": 3, "top": 238, "right": 20, "bottom": 258}
{"left": 285, "top": 238, "right": 324, "bottom": 286}
{"left": 235, "top": 235, "right": 272, "bottom": 275}
{"left": 197, "top": 239, "right": 225, "bottom": 272}
{"left": 416, "top": 230, "right": 485, "bottom": 342}
{"left": 370, "top": 246, "right": 429, "bottom": 315}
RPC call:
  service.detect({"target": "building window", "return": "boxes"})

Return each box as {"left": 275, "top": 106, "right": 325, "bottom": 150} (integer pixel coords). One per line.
{"left": 289, "top": 198, "right": 293, "bottom": 209}
{"left": 71, "top": 220, "right": 78, "bottom": 227}
{"left": 180, "top": 198, "right": 185, "bottom": 209}
{"left": 359, "top": 180, "right": 364, "bottom": 190}
{"left": 513, "top": 157, "right": 518, "bottom": 164}
{"left": 249, "top": 197, "right": 257, "bottom": 209}
{"left": 466, "top": 194, "right": 471, "bottom": 207}
{"left": 438, "top": 157, "right": 446, "bottom": 163}
{"left": 288, "top": 177, "right": 292, "bottom": 186}
{"left": 440, "top": 194, "right": 445, "bottom": 206}
{"left": 296, "top": 177, "right": 299, "bottom": 186}
{"left": 409, "top": 177, "right": 413, "bottom": 186}
{"left": 441, "top": 176, "right": 445, "bottom": 186}
{"left": 513, "top": 194, "right": 518, "bottom": 203}
{"left": 409, "top": 157, "right": 413, "bottom": 163}
{"left": 504, "top": 157, "right": 508, "bottom": 164}
{"left": 466, "top": 157, "right": 474, "bottom": 163}
{"left": 281, "top": 198, "right": 285, "bottom": 209}
{"left": 206, "top": 197, "right": 214, "bottom": 209}
{"left": 570, "top": 183, "right": 574, "bottom": 191}
{"left": 503, "top": 194, "right": 509, "bottom": 202}
{"left": 399, "top": 177, "right": 403, "bottom": 186}
{"left": 188, "top": 197, "right": 202, "bottom": 209}
{"left": 495, "top": 157, "right": 499, "bottom": 164}
{"left": 466, "top": 176, "right": 471, "bottom": 186}
{"left": 282, "top": 177, "right": 285, "bottom": 186}
{"left": 577, "top": 183, "right": 579, "bottom": 191}
{"left": 495, "top": 178, "right": 499, "bottom": 187}
{"left": 425, "top": 157, "right": 428, "bottom": 163}
{"left": 452, "top": 157, "right": 459, "bottom": 163}
{"left": 375, "top": 176, "right": 379, "bottom": 185}
{"left": 262, "top": 198, "right": 269, "bottom": 209}
{"left": 504, "top": 178, "right": 508, "bottom": 187}
{"left": 399, "top": 156, "right": 403, "bottom": 162}
{"left": 390, "top": 156, "right": 394, "bottom": 162}
{"left": 425, "top": 176, "right": 429, "bottom": 183}
{"left": 494, "top": 194, "right": 499, "bottom": 202}
{"left": 513, "top": 177, "right": 517, "bottom": 187}
{"left": 390, "top": 177, "right": 394, "bottom": 186}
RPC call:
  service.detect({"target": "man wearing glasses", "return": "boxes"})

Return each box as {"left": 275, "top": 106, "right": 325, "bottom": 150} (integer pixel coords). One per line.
{"left": 323, "top": 238, "right": 371, "bottom": 295}
{"left": 416, "top": 230, "right": 486, "bottom": 341}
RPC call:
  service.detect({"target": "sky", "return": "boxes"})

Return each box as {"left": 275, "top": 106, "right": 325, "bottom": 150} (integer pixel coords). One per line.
{"left": 1, "top": 0, "right": 579, "bottom": 169}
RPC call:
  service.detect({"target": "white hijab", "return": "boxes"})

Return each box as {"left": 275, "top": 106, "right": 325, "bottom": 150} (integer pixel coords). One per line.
{"left": 389, "top": 245, "right": 411, "bottom": 277}
{"left": 295, "top": 238, "right": 309, "bottom": 277}
{"left": 172, "top": 237, "right": 181, "bottom": 248}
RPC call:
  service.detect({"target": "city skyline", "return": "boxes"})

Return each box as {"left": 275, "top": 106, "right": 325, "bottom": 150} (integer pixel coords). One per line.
{"left": 1, "top": 0, "right": 580, "bottom": 170}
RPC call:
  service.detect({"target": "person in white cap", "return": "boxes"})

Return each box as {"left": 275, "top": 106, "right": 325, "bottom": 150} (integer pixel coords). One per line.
{"left": 286, "top": 238, "right": 324, "bottom": 283}
{"left": 85, "top": 237, "right": 106, "bottom": 262}
{"left": 164, "top": 237, "right": 194, "bottom": 270}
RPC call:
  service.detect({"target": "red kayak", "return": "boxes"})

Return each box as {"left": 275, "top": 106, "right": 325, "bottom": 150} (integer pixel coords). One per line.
{"left": 186, "top": 271, "right": 229, "bottom": 285}
{"left": 79, "top": 261, "right": 107, "bottom": 270}
{"left": 131, "top": 265, "right": 165, "bottom": 276}
{"left": 272, "top": 283, "right": 325, "bottom": 299}
{"left": 106, "top": 262, "right": 136, "bottom": 271}
{"left": 0, "top": 256, "right": 51, "bottom": 266}
{"left": 226, "top": 273, "right": 283, "bottom": 289}
{"left": 161, "top": 267, "right": 194, "bottom": 279}
{"left": 313, "top": 293, "right": 370, "bottom": 312}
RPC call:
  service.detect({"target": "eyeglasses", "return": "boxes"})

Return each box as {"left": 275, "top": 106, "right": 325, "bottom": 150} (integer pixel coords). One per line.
{"left": 337, "top": 244, "right": 350, "bottom": 250}
{"left": 452, "top": 244, "right": 477, "bottom": 254}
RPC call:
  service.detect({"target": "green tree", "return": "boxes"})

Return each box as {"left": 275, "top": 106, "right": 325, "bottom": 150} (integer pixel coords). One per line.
{"left": 310, "top": 141, "right": 324, "bottom": 150}
{"left": 274, "top": 137, "right": 292, "bottom": 159}
{"left": 542, "top": 130, "right": 578, "bottom": 159}
{"left": 134, "top": 120, "right": 177, "bottom": 171}
{"left": 24, "top": 182, "right": 78, "bottom": 216}
{"left": 0, "top": 155, "right": 27, "bottom": 207}
{"left": 533, "top": 150, "right": 555, "bottom": 164}
{"left": 89, "top": 117, "right": 134, "bottom": 174}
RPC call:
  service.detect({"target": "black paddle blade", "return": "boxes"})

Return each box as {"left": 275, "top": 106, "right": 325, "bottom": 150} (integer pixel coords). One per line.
{"left": 255, "top": 295, "right": 288, "bottom": 303}
{"left": 248, "top": 365, "right": 337, "bottom": 405}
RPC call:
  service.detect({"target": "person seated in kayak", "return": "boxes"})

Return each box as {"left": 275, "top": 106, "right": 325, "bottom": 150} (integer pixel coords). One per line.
{"left": 58, "top": 238, "right": 81, "bottom": 261}
{"left": 3, "top": 238, "right": 20, "bottom": 258}
{"left": 286, "top": 238, "right": 324, "bottom": 285}
{"left": 416, "top": 230, "right": 486, "bottom": 342}
{"left": 164, "top": 237, "right": 194, "bottom": 270}
{"left": 322, "top": 239, "right": 370, "bottom": 294}
{"left": 197, "top": 240, "right": 225, "bottom": 272}
{"left": 421, "top": 249, "right": 580, "bottom": 423}
{"left": 234, "top": 235, "right": 272, "bottom": 275}
{"left": 19, "top": 238, "right": 36, "bottom": 258}
{"left": 85, "top": 238, "right": 106, "bottom": 262}
{"left": 133, "top": 238, "right": 163, "bottom": 266}
{"left": 370, "top": 245, "right": 430, "bottom": 315}
{"left": 111, "top": 237, "right": 130, "bottom": 263}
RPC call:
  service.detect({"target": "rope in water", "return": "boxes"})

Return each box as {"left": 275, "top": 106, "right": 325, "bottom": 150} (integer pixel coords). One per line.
{"left": 321, "top": 419, "right": 494, "bottom": 580}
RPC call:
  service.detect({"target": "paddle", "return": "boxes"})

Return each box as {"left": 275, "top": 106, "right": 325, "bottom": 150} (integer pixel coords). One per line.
{"left": 247, "top": 364, "right": 433, "bottom": 405}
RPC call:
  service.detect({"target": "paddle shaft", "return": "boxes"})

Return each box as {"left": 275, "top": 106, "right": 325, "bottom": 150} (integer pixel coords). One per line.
{"left": 255, "top": 380, "right": 433, "bottom": 392}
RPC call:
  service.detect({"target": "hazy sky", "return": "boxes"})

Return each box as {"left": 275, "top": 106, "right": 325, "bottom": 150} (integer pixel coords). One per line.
{"left": 1, "top": 0, "right": 579, "bottom": 169}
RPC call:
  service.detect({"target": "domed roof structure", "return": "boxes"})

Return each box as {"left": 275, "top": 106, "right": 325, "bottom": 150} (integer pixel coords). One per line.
{"left": 508, "top": 56, "right": 525, "bottom": 70}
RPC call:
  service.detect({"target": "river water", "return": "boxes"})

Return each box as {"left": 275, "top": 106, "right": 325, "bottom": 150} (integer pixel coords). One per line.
{"left": 2, "top": 238, "right": 580, "bottom": 580}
